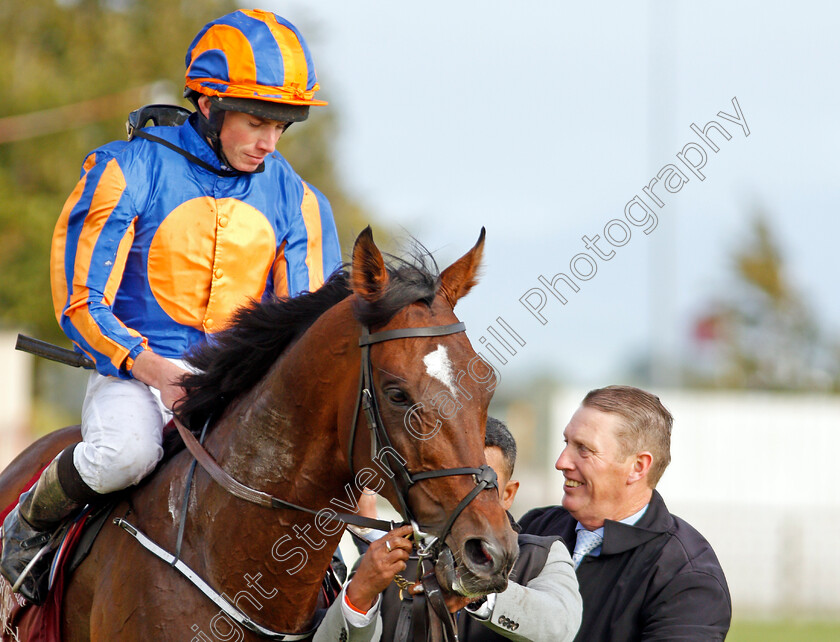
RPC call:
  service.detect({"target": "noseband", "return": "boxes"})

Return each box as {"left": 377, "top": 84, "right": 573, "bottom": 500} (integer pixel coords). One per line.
{"left": 349, "top": 322, "right": 499, "bottom": 557}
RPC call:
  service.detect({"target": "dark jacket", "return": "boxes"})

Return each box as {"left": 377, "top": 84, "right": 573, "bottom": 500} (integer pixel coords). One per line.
{"left": 519, "top": 490, "right": 731, "bottom": 641}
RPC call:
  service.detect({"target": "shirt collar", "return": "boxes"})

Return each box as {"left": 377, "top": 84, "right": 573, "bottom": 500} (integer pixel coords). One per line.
{"left": 601, "top": 490, "right": 674, "bottom": 555}
{"left": 181, "top": 113, "right": 228, "bottom": 171}
{"left": 575, "top": 503, "right": 649, "bottom": 540}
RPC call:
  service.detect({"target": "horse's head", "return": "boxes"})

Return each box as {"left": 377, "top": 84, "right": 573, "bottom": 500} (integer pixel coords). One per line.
{"left": 348, "top": 227, "right": 518, "bottom": 597}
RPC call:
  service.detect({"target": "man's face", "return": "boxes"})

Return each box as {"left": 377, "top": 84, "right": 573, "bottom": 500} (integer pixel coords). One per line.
{"left": 484, "top": 446, "right": 519, "bottom": 512}
{"left": 555, "top": 406, "right": 636, "bottom": 529}
{"left": 217, "top": 109, "right": 288, "bottom": 172}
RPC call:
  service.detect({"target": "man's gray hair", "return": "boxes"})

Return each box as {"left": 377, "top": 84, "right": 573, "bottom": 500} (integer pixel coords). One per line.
{"left": 582, "top": 385, "right": 672, "bottom": 487}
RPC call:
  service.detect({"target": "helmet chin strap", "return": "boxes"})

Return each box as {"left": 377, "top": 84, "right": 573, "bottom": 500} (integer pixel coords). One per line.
{"left": 188, "top": 93, "right": 256, "bottom": 174}
{"left": 195, "top": 103, "right": 230, "bottom": 165}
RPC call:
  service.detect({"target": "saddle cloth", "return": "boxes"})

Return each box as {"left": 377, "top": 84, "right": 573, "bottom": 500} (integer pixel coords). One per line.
{"left": 0, "top": 421, "right": 192, "bottom": 642}
{"left": 0, "top": 468, "right": 98, "bottom": 642}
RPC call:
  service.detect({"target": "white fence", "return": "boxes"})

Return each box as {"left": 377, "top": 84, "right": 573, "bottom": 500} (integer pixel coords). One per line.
{"left": 0, "top": 332, "right": 31, "bottom": 470}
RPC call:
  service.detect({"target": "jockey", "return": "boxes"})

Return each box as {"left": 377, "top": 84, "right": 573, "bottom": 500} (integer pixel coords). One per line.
{"left": 1, "top": 9, "right": 340, "bottom": 603}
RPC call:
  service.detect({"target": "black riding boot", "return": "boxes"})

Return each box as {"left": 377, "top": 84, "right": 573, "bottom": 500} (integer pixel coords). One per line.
{"left": 0, "top": 446, "right": 97, "bottom": 604}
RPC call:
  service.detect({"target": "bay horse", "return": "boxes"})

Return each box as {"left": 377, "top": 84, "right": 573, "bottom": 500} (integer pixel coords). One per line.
{"left": 0, "top": 228, "right": 518, "bottom": 640}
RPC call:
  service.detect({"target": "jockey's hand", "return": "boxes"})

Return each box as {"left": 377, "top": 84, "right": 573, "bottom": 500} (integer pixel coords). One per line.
{"left": 346, "top": 524, "right": 414, "bottom": 612}
{"left": 130, "top": 350, "right": 189, "bottom": 410}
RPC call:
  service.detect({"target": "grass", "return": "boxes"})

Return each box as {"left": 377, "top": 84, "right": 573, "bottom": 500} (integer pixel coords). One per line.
{"left": 729, "top": 619, "right": 840, "bottom": 641}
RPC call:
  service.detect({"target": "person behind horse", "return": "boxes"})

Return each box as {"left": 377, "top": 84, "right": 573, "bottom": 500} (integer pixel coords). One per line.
{"left": 519, "top": 385, "right": 732, "bottom": 641}
{"left": 346, "top": 417, "right": 582, "bottom": 642}
{"left": 0, "top": 9, "right": 340, "bottom": 603}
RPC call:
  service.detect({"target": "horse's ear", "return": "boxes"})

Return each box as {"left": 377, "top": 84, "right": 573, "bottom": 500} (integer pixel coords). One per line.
{"left": 351, "top": 226, "right": 389, "bottom": 301}
{"left": 439, "top": 227, "right": 485, "bottom": 308}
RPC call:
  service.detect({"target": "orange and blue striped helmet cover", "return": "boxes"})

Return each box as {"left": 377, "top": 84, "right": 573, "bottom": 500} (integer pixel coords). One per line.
{"left": 185, "top": 9, "right": 327, "bottom": 107}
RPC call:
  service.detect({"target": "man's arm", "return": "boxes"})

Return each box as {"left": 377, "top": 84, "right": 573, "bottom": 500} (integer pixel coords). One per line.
{"left": 314, "top": 525, "right": 414, "bottom": 642}
{"left": 131, "top": 350, "right": 189, "bottom": 409}
{"left": 312, "top": 583, "right": 382, "bottom": 642}
{"left": 640, "top": 569, "right": 731, "bottom": 641}
{"left": 469, "top": 541, "right": 582, "bottom": 642}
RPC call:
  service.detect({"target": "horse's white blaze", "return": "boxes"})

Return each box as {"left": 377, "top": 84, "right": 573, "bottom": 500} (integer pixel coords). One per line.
{"left": 423, "top": 344, "right": 457, "bottom": 397}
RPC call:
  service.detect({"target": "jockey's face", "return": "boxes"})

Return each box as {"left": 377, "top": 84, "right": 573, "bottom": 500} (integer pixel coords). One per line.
{"left": 197, "top": 96, "right": 289, "bottom": 172}
{"left": 217, "top": 110, "right": 289, "bottom": 172}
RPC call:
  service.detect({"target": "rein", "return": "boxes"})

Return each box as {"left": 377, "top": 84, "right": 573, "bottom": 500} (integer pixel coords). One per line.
{"left": 119, "top": 320, "right": 497, "bottom": 640}
{"left": 174, "top": 320, "right": 498, "bottom": 552}
{"left": 172, "top": 418, "right": 399, "bottom": 534}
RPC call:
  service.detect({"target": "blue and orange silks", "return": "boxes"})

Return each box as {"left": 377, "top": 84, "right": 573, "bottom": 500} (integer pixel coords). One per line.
{"left": 50, "top": 114, "right": 341, "bottom": 378}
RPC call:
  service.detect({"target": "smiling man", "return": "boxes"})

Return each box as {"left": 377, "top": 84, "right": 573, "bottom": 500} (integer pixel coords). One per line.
{"left": 519, "top": 385, "right": 731, "bottom": 641}
{"left": 351, "top": 417, "right": 582, "bottom": 642}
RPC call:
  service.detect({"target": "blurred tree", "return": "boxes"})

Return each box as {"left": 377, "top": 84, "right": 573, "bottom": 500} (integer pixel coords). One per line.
{"left": 0, "top": 0, "right": 233, "bottom": 341}
{"left": 687, "top": 209, "right": 839, "bottom": 391}
{"left": 0, "top": 0, "right": 376, "bottom": 345}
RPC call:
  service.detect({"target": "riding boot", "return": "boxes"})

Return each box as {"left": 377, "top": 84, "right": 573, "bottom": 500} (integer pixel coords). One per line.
{"left": 0, "top": 445, "right": 98, "bottom": 604}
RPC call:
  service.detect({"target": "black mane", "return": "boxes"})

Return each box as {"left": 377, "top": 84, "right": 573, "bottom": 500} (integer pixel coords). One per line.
{"left": 175, "top": 251, "right": 440, "bottom": 431}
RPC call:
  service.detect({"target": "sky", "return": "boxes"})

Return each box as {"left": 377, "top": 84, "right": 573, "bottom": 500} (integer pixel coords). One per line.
{"left": 264, "top": 0, "right": 840, "bottom": 386}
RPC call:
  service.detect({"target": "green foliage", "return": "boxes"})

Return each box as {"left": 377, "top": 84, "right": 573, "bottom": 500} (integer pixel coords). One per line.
{"left": 728, "top": 619, "right": 840, "bottom": 641}
{"left": 0, "top": 0, "right": 235, "bottom": 340}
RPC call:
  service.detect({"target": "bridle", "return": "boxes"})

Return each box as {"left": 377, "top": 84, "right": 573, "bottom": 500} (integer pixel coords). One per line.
{"left": 163, "top": 318, "right": 499, "bottom": 641}
{"left": 173, "top": 320, "right": 498, "bottom": 555}
{"left": 349, "top": 321, "right": 499, "bottom": 558}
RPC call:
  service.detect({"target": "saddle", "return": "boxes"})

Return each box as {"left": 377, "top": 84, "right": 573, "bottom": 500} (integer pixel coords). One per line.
{"left": 0, "top": 482, "right": 113, "bottom": 642}
{"left": 0, "top": 423, "right": 186, "bottom": 641}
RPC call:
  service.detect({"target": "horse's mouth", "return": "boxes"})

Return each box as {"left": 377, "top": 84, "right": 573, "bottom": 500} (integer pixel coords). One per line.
{"left": 434, "top": 545, "right": 512, "bottom": 598}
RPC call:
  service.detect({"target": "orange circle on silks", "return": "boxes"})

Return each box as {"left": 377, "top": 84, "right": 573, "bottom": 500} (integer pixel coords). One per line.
{"left": 147, "top": 197, "right": 277, "bottom": 330}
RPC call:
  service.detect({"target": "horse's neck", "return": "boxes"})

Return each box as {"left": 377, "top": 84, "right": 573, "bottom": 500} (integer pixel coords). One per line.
{"left": 179, "top": 317, "right": 358, "bottom": 630}
{"left": 208, "top": 366, "right": 348, "bottom": 490}
{"left": 208, "top": 302, "right": 359, "bottom": 491}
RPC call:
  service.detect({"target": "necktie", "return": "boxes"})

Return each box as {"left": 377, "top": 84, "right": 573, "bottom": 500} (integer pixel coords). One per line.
{"left": 573, "top": 529, "right": 603, "bottom": 569}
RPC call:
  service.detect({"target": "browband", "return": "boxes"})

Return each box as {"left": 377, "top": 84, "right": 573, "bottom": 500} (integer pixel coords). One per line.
{"left": 359, "top": 322, "right": 466, "bottom": 346}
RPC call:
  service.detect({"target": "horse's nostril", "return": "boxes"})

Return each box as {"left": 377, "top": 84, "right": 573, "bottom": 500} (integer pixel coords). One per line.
{"left": 463, "top": 538, "right": 495, "bottom": 572}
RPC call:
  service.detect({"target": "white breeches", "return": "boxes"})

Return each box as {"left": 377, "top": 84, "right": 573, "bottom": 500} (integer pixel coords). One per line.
{"left": 73, "top": 360, "right": 187, "bottom": 494}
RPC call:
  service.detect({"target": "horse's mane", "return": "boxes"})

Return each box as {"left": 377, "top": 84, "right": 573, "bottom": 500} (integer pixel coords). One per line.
{"left": 175, "top": 250, "right": 440, "bottom": 431}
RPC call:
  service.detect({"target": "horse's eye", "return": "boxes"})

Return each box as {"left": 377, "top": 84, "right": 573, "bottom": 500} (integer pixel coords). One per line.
{"left": 384, "top": 388, "right": 410, "bottom": 405}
